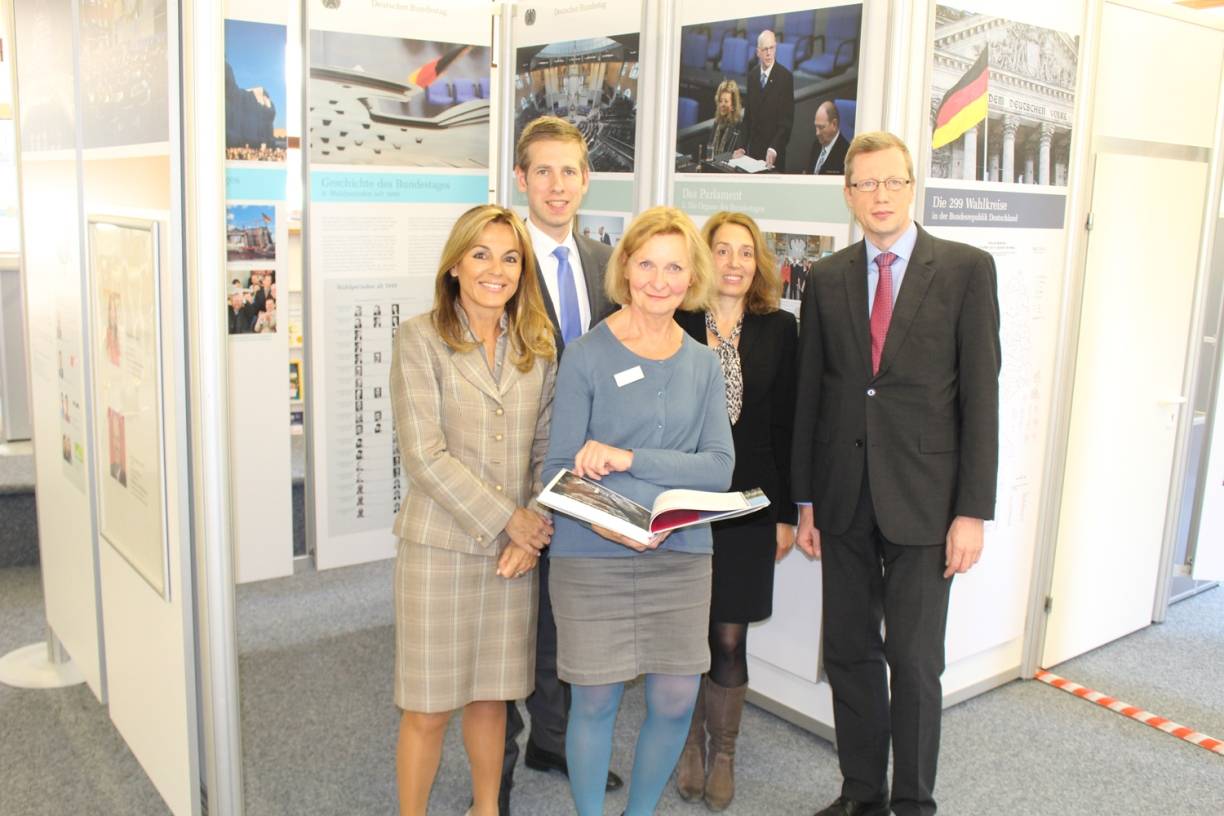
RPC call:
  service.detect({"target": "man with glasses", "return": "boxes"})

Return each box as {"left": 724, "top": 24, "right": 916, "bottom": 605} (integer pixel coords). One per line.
{"left": 734, "top": 29, "right": 794, "bottom": 171}
{"left": 791, "top": 132, "right": 1000, "bottom": 816}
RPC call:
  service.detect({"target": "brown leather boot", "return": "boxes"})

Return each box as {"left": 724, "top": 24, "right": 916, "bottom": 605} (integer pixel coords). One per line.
{"left": 703, "top": 680, "right": 746, "bottom": 811}
{"left": 675, "top": 676, "right": 707, "bottom": 802}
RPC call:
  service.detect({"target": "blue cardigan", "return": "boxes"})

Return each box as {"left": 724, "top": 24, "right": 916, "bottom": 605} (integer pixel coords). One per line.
{"left": 543, "top": 321, "right": 735, "bottom": 558}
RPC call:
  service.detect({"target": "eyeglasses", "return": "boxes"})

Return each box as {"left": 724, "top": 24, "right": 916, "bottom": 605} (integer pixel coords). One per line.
{"left": 849, "top": 178, "right": 912, "bottom": 193}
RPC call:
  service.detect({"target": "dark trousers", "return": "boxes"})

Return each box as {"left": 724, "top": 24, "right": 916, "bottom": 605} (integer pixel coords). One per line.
{"left": 820, "top": 473, "right": 953, "bottom": 816}
{"left": 503, "top": 550, "right": 570, "bottom": 786}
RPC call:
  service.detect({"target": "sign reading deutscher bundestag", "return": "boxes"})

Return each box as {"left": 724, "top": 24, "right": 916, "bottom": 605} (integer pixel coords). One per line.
{"left": 923, "top": 0, "right": 1087, "bottom": 664}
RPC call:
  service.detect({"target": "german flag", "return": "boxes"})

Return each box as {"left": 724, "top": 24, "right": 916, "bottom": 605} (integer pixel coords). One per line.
{"left": 932, "top": 46, "right": 988, "bottom": 150}
{"left": 408, "top": 45, "right": 472, "bottom": 89}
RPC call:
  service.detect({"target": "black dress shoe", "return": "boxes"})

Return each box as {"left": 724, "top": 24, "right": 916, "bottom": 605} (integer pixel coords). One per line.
{"left": 813, "top": 796, "right": 890, "bottom": 816}
{"left": 468, "top": 785, "right": 511, "bottom": 816}
{"left": 523, "top": 739, "right": 624, "bottom": 791}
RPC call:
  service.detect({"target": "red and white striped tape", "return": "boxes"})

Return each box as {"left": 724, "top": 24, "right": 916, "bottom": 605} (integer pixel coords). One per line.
{"left": 1035, "top": 669, "right": 1224, "bottom": 756}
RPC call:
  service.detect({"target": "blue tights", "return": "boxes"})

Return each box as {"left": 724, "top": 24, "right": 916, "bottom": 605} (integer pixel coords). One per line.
{"left": 566, "top": 673, "right": 701, "bottom": 816}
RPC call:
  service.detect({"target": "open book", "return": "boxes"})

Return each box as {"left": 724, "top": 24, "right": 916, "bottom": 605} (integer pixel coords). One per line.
{"left": 538, "top": 469, "right": 770, "bottom": 545}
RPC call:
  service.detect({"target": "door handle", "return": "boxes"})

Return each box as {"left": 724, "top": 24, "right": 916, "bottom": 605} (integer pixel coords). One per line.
{"left": 1157, "top": 396, "right": 1188, "bottom": 406}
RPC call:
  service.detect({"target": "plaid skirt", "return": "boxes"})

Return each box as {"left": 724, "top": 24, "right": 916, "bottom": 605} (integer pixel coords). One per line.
{"left": 394, "top": 540, "right": 538, "bottom": 712}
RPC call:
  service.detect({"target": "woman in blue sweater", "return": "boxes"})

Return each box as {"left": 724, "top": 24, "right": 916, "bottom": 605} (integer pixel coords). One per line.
{"left": 543, "top": 206, "right": 735, "bottom": 816}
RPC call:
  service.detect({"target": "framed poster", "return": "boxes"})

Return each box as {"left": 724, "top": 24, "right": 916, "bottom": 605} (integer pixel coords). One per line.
{"left": 88, "top": 217, "right": 170, "bottom": 599}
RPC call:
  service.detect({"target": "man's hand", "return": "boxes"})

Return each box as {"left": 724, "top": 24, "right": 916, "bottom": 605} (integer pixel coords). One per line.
{"left": 765, "top": 147, "right": 778, "bottom": 168}
{"left": 775, "top": 523, "right": 795, "bottom": 562}
{"left": 944, "top": 515, "right": 984, "bottom": 578}
{"left": 572, "top": 440, "right": 633, "bottom": 481}
{"left": 504, "top": 507, "right": 552, "bottom": 554}
{"left": 795, "top": 504, "right": 821, "bottom": 559}
{"left": 497, "top": 544, "right": 539, "bottom": 579}
{"left": 732, "top": 148, "right": 746, "bottom": 159}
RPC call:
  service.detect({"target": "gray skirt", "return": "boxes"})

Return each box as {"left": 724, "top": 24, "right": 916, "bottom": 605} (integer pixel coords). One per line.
{"left": 549, "top": 551, "right": 712, "bottom": 685}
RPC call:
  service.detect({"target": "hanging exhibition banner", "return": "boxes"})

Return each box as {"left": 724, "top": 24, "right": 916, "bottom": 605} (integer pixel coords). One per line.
{"left": 224, "top": 1, "right": 295, "bottom": 583}
{"left": 307, "top": 1, "right": 493, "bottom": 569}
{"left": 511, "top": 1, "right": 642, "bottom": 243}
{"left": 673, "top": 0, "right": 863, "bottom": 312}
{"left": 922, "top": 0, "right": 1083, "bottom": 662}
{"left": 88, "top": 218, "right": 168, "bottom": 598}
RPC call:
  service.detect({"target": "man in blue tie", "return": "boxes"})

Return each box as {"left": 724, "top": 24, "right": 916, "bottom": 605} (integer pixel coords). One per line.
{"left": 500, "top": 116, "right": 619, "bottom": 814}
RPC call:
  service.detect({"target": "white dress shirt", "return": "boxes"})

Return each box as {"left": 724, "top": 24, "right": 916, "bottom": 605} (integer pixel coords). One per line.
{"left": 526, "top": 218, "right": 592, "bottom": 334}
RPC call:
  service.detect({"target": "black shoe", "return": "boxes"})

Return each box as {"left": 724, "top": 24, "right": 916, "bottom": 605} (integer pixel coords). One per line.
{"left": 468, "top": 785, "right": 511, "bottom": 816}
{"left": 523, "top": 739, "right": 624, "bottom": 791}
{"left": 813, "top": 796, "right": 890, "bottom": 816}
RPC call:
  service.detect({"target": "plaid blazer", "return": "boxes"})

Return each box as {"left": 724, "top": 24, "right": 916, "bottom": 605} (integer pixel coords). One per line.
{"left": 390, "top": 312, "right": 556, "bottom": 557}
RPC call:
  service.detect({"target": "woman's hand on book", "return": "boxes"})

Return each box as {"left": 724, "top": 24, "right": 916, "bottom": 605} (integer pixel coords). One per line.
{"left": 497, "top": 543, "right": 539, "bottom": 579}
{"left": 505, "top": 507, "right": 552, "bottom": 554}
{"left": 572, "top": 441, "right": 633, "bottom": 481}
{"left": 591, "top": 525, "right": 671, "bottom": 553}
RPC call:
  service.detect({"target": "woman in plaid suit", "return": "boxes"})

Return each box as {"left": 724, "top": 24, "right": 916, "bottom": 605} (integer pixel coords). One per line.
{"left": 389, "top": 205, "right": 558, "bottom": 816}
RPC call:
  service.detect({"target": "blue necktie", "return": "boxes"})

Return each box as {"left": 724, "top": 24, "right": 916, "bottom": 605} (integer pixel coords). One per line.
{"left": 760, "top": 71, "right": 767, "bottom": 88}
{"left": 554, "top": 246, "right": 582, "bottom": 344}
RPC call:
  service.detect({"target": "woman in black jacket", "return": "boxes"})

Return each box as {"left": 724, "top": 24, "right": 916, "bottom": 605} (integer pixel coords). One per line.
{"left": 673, "top": 210, "right": 798, "bottom": 811}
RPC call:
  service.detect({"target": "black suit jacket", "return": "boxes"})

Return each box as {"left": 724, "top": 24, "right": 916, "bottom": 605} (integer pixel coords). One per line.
{"left": 791, "top": 224, "right": 1000, "bottom": 546}
{"left": 807, "top": 133, "right": 848, "bottom": 175}
{"left": 743, "top": 63, "right": 795, "bottom": 170}
{"left": 534, "top": 232, "right": 615, "bottom": 354}
{"left": 677, "top": 309, "right": 799, "bottom": 527}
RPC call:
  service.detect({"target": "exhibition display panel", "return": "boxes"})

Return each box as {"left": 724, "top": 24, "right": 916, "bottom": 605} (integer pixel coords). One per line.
{"left": 8, "top": 2, "right": 1224, "bottom": 814}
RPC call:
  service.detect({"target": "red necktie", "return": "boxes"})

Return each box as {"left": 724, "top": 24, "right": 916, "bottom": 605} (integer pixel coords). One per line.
{"left": 869, "top": 252, "right": 897, "bottom": 374}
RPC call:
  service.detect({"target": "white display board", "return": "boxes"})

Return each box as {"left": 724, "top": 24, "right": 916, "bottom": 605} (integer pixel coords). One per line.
{"left": 921, "top": 0, "right": 1084, "bottom": 672}
{"left": 225, "top": 0, "right": 295, "bottom": 584}
{"left": 671, "top": 0, "right": 862, "bottom": 313}
{"left": 510, "top": 1, "right": 642, "bottom": 242}
{"left": 663, "top": 0, "right": 879, "bottom": 726}
{"left": 306, "top": 0, "right": 494, "bottom": 570}
{"left": 77, "top": 1, "right": 202, "bottom": 812}
{"left": 12, "top": 0, "right": 105, "bottom": 700}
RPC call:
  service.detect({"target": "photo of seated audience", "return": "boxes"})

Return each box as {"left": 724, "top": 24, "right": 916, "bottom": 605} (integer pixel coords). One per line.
{"left": 675, "top": 6, "right": 861, "bottom": 174}
{"left": 514, "top": 35, "right": 639, "bottom": 173}
{"left": 225, "top": 19, "right": 289, "bottom": 163}
{"left": 78, "top": 0, "right": 170, "bottom": 149}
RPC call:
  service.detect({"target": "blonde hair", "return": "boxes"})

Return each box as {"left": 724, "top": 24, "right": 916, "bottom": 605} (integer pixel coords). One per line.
{"left": 844, "top": 131, "right": 915, "bottom": 188}
{"left": 431, "top": 205, "right": 556, "bottom": 371}
{"left": 701, "top": 211, "right": 780, "bottom": 314}
{"left": 604, "top": 207, "right": 714, "bottom": 313}
{"left": 515, "top": 116, "right": 590, "bottom": 173}
{"left": 714, "top": 80, "right": 741, "bottom": 124}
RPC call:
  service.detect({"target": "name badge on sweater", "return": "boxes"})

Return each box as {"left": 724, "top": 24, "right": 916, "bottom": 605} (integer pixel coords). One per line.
{"left": 614, "top": 366, "right": 645, "bottom": 387}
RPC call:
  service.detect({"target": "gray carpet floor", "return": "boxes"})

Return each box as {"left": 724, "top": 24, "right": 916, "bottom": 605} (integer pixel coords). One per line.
{"left": 3, "top": 559, "right": 1221, "bottom": 815}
